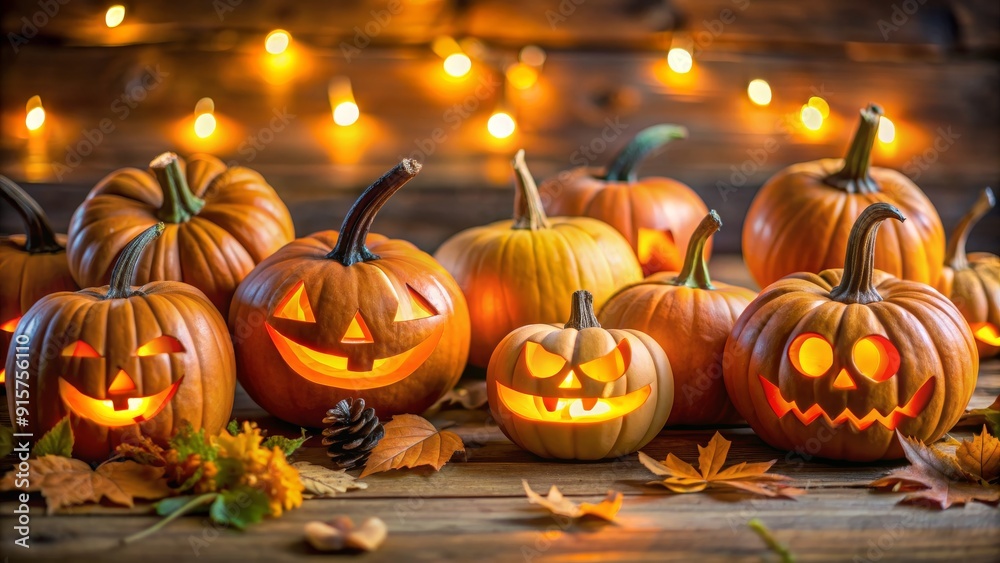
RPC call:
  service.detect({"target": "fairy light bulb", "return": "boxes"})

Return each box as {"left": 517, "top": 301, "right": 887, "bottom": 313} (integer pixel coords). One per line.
{"left": 747, "top": 79, "right": 772, "bottom": 106}
{"left": 800, "top": 105, "right": 823, "bottom": 131}
{"left": 193, "top": 97, "right": 216, "bottom": 138}
{"left": 878, "top": 116, "right": 896, "bottom": 144}
{"left": 443, "top": 53, "right": 472, "bottom": 77}
{"left": 488, "top": 111, "right": 516, "bottom": 139}
{"left": 265, "top": 30, "right": 291, "bottom": 55}
{"left": 105, "top": 5, "right": 125, "bottom": 28}
{"left": 25, "top": 96, "right": 45, "bottom": 131}
{"left": 667, "top": 47, "right": 693, "bottom": 74}
{"left": 329, "top": 77, "right": 359, "bottom": 127}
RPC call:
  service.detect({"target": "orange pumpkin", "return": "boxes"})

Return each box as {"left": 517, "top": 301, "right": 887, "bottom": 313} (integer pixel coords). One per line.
{"left": 936, "top": 188, "right": 999, "bottom": 358}
{"left": 229, "top": 160, "right": 470, "bottom": 426}
{"left": 539, "top": 125, "right": 709, "bottom": 276}
{"left": 725, "top": 203, "right": 977, "bottom": 461}
{"left": 6, "top": 223, "right": 236, "bottom": 462}
{"left": 487, "top": 290, "right": 673, "bottom": 460}
{"left": 599, "top": 211, "right": 756, "bottom": 425}
{"left": 742, "top": 104, "right": 944, "bottom": 287}
{"left": 67, "top": 152, "right": 294, "bottom": 317}
{"left": 0, "top": 176, "right": 78, "bottom": 389}
{"left": 435, "top": 150, "right": 642, "bottom": 367}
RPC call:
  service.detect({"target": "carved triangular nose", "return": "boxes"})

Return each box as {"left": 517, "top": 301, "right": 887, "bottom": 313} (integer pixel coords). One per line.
{"left": 341, "top": 311, "right": 374, "bottom": 344}
{"left": 108, "top": 369, "right": 136, "bottom": 393}
{"left": 559, "top": 371, "right": 582, "bottom": 389}
{"left": 833, "top": 369, "right": 857, "bottom": 390}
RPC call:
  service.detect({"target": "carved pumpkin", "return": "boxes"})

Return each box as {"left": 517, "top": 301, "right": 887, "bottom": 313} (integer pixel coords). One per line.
{"left": 599, "top": 211, "right": 756, "bottom": 425}
{"left": 742, "top": 104, "right": 945, "bottom": 287}
{"left": 725, "top": 203, "right": 977, "bottom": 461}
{"left": 935, "top": 188, "right": 1000, "bottom": 358}
{"left": 66, "top": 152, "right": 294, "bottom": 316}
{"left": 6, "top": 224, "right": 236, "bottom": 462}
{"left": 0, "top": 176, "right": 78, "bottom": 390}
{"left": 487, "top": 290, "right": 673, "bottom": 460}
{"left": 435, "top": 150, "right": 642, "bottom": 367}
{"left": 539, "top": 125, "right": 709, "bottom": 276}
{"left": 229, "top": 160, "right": 470, "bottom": 426}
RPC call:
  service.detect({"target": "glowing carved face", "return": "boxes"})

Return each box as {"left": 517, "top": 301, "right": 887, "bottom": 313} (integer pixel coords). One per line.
{"left": 265, "top": 279, "right": 444, "bottom": 390}
{"left": 971, "top": 322, "right": 1000, "bottom": 348}
{"left": 759, "top": 333, "right": 934, "bottom": 431}
{"left": 0, "top": 315, "right": 19, "bottom": 385}
{"left": 496, "top": 340, "right": 651, "bottom": 423}
{"left": 58, "top": 336, "right": 185, "bottom": 427}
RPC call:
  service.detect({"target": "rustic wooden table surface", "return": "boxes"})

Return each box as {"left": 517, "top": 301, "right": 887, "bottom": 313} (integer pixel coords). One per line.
{"left": 2, "top": 258, "right": 999, "bottom": 563}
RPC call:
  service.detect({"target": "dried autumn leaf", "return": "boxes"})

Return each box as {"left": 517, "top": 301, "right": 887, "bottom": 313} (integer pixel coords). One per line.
{"left": 425, "top": 381, "right": 489, "bottom": 415}
{"left": 360, "top": 414, "right": 464, "bottom": 478}
{"left": 305, "top": 516, "right": 387, "bottom": 552}
{"left": 956, "top": 426, "right": 1000, "bottom": 483}
{"left": 293, "top": 462, "right": 368, "bottom": 497}
{"left": 0, "top": 456, "right": 171, "bottom": 514}
{"left": 522, "top": 480, "right": 622, "bottom": 522}
{"left": 638, "top": 432, "right": 802, "bottom": 499}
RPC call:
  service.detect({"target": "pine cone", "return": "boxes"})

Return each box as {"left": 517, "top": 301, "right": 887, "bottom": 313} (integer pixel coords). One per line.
{"left": 322, "top": 398, "right": 384, "bottom": 470}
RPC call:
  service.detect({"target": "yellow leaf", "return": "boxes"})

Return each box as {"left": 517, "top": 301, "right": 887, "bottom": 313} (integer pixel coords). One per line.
{"left": 293, "top": 462, "right": 367, "bottom": 497}
{"left": 522, "top": 480, "right": 621, "bottom": 522}
{"left": 360, "top": 414, "right": 464, "bottom": 478}
{"left": 956, "top": 426, "right": 1000, "bottom": 482}
{"left": 697, "top": 432, "right": 730, "bottom": 479}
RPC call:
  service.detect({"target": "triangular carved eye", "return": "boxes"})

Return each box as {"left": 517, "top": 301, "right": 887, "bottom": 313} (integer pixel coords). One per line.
{"left": 394, "top": 285, "right": 437, "bottom": 322}
{"left": 578, "top": 340, "right": 631, "bottom": 382}
{"left": 274, "top": 281, "right": 316, "bottom": 322}
{"left": 341, "top": 311, "right": 374, "bottom": 344}
{"left": 62, "top": 340, "right": 101, "bottom": 358}
{"left": 522, "top": 342, "right": 567, "bottom": 379}
{"left": 137, "top": 336, "right": 185, "bottom": 356}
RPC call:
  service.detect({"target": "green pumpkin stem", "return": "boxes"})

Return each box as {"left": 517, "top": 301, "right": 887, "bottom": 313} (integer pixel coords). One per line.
{"left": 150, "top": 152, "right": 205, "bottom": 223}
{"left": 823, "top": 104, "right": 883, "bottom": 194}
{"left": 945, "top": 187, "right": 995, "bottom": 271}
{"left": 511, "top": 149, "right": 551, "bottom": 231}
{"left": 327, "top": 159, "right": 422, "bottom": 266}
{"left": 604, "top": 124, "right": 687, "bottom": 183}
{"left": 565, "top": 290, "right": 601, "bottom": 330}
{"left": 672, "top": 210, "right": 721, "bottom": 290}
{"left": 0, "top": 175, "right": 64, "bottom": 254}
{"left": 106, "top": 223, "right": 165, "bottom": 299}
{"left": 829, "top": 203, "right": 905, "bottom": 305}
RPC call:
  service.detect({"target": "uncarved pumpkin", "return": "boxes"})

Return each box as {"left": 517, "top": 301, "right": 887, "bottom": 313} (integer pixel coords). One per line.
{"left": 6, "top": 223, "right": 236, "bottom": 462}
{"left": 539, "top": 125, "right": 709, "bottom": 276}
{"left": 742, "top": 104, "right": 944, "bottom": 287}
{"left": 67, "top": 152, "right": 294, "bottom": 317}
{"left": 487, "top": 290, "right": 673, "bottom": 460}
{"left": 599, "top": 211, "right": 756, "bottom": 425}
{"left": 725, "top": 203, "right": 977, "bottom": 461}
{"left": 435, "top": 150, "right": 642, "bottom": 367}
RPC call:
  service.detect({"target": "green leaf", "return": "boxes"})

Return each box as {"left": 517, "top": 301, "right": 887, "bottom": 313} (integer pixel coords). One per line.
{"left": 262, "top": 428, "right": 309, "bottom": 457}
{"left": 32, "top": 416, "right": 73, "bottom": 457}
{"left": 169, "top": 423, "right": 217, "bottom": 462}
{"left": 209, "top": 486, "right": 269, "bottom": 530}
{"left": 212, "top": 458, "right": 244, "bottom": 491}
{"left": 156, "top": 495, "right": 214, "bottom": 516}
{"left": 985, "top": 409, "right": 1000, "bottom": 438}
{"left": 0, "top": 425, "right": 13, "bottom": 458}
{"left": 226, "top": 419, "right": 241, "bottom": 436}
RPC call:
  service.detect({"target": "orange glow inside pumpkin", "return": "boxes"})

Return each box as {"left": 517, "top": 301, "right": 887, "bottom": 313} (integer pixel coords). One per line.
{"left": 137, "top": 335, "right": 185, "bottom": 357}
{"left": 578, "top": 340, "right": 631, "bottom": 382}
{"left": 342, "top": 312, "right": 374, "bottom": 344}
{"left": 972, "top": 323, "right": 1000, "bottom": 346}
{"left": 0, "top": 369, "right": 4, "bottom": 384}
{"left": 789, "top": 334, "right": 833, "bottom": 377}
{"left": 636, "top": 228, "right": 680, "bottom": 272}
{"left": 61, "top": 340, "right": 101, "bottom": 358}
{"left": 524, "top": 342, "right": 567, "bottom": 378}
{"left": 497, "top": 382, "right": 651, "bottom": 423}
{"left": 274, "top": 281, "right": 316, "bottom": 322}
{"left": 852, "top": 336, "right": 900, "bottom": 382}
{"left": 395, "top": 285, "right": 437, "bottom": 321}
{"left": 59, "top": 374, "right": 183, "bottom": 427}
{"left": 0, "top": 316, "right": 21, "bottom": 332}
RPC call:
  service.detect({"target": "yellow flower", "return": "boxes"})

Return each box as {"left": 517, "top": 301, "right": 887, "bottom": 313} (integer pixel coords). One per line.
{"left": 212, "top": 421, "right": 303, "bottom": 517}
{"left": 257, "top": 446, "right": 304, "bottom": 516}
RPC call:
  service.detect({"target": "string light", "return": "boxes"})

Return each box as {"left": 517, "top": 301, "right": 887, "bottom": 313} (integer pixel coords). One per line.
{"left": 800, "top": 105, "right": 823, "bottom": 131}
{"left": 265, "top": 30, "right": 291, "bottom": 55}
{"left": 807, "top": 96, "right": 830, "bottom": 118}
{"left": 747, "top": 79, "right": 772, "bottom": 106}
{"left": 329, "top": 77, "right": 359, "bottom": 127}
{"left": 519, "top": 45, "right": 546, "bottom": 68}
{"left": 487, "top": 111, "right": 516, "bottom": 139}
{"left": 507, "top": 45, "right": 546, "bottom": 90}
{"left": 193, "top": 97, "right": 216, "bottom": 138}
{"left": 25, "top": 95, "right": 45, "bottom": 131}
{"left": 878, "top": 116, "right": 896, "bottom": 144}
{"left": 433, "top": 36, "right": 472, "bottom": 78}
{"left": 667, "top": 47, "right": 693, "bottom": 74}
{"left": 105, "top": 5, "right": 125, "bottom": 28}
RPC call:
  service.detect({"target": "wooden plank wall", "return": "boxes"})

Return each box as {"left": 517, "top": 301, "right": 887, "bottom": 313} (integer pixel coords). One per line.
{"left": 1, "top": 0, "right": 998, "bottom": 255}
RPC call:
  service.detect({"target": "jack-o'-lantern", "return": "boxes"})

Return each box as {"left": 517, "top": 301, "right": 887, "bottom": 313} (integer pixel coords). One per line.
{"left": 67, "top": 152, "right": 294, "bottom": 316}
{"left": 539, "top": 125, "right": 709, "bottom": 276}
{"left": 1, "top": 176, "right": 78, "bottom": 390}
{"left": 935, "top": 188, "right": 999, "bottom": 358}
{"left": 599, "top": 211, "right": 756, "bottom": 425}
{"left": 725, "top": 203, "right": 977, "bottom": 461}
{"left": 229, "top": 160, "right": 470, "bottom": 426}
{"left": 742, "top": 104, "right": 945, "bottom": 287}
{"left": 6, "top": 224, "right": 236, "bottom": 462}
{"left": 487, "top": 290, "right": 673, "bottom": 460}
{"left": 435, "top": 150, "right": 642, "bottom": 367}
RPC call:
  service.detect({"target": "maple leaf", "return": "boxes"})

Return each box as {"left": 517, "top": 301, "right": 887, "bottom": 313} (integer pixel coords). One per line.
{"left": 293, "top": 462, "right": 368, "bottom": 497}
{"left": 522, "top": 480, "right": 622, "bottom": 522}
{"left": 638, "top": 432, "right": 802, "bottom": 498}
{"left": 0, "top": 456, "right": 171, "bottom": 514}
{"left": 305, "top": 516, "right": 387, "bottom": 552}
{"left": 956, "top": 426, "right": 1000, "bottom": 483}
{"left": 870, "top": 430, "right": 1000, "bottom": 509}
{"left": 360, "top": 414, "right": 464, "bottom": 478}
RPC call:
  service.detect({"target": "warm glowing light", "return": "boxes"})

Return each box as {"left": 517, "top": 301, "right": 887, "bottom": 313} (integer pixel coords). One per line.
{"left": 333, "top": 101, "right": 360, "bottom": 127}
{"left": 341, "top": 312, "right": 374, "bottom": 344}
{"left": 559, "top": 371, "right": 583, "bottom": 389}
{"left": 194, "top": 113, "right": 217, "bottom": 138}
{"left": 329, "top": 77, "right": 359, "bottom": 127}
{"left": 488, "top": 111, "right": 516, "bottom": 139}
{"left": 0, "top": 369, "right": 5, "bottom": 385}
{"left": 519, "top": 45, "right": 546, "bottom": 67}
{"left": 800, "top": 105, "right": 823, "bottom": 131}
{"left": 523, "top": 342, "right": 567, "bottom": 378}
{"left": 25, "top": 95, "right": 45, "bottom": 131}
{"left": 105, "top": 5, "right": 125, "bottom": 28}
{"left": 972, "top": 323, "right": 1000, "bottom": 346}
{"left": 61, "top": 340, "right": 101, "bottom": 358}
{"left": 807, "top": 96, "right": 830, "bottom": 118}
{"left": 747, "top": 79, "right": 772, "bottom": 106}
{"left": 274, "top": 281, "right": 316, "bottom": 322}
{"left": 265, "top": 30, "right": 291, "bottom": 55}
{"left": 108, "top": 370, "right": 137, "bottom": 393}
{"left": 60, "top": 376, "right": 182, "bottom": 426}
{"left": 496, "top": 382, "right": 652, "bottom": 423}
{"left": 395, "top": 286, "right": 436, "bottom": 321}
{"left": 443, "top": 53, "right": 472, "bottom": 77}
{"left": 577, "top": 340, "right": 630, "bottom": 383}
{"left": 0, "top": 316, "right": 21, "bottom": 332}
{"left": 636, "top": 228, "right": 680, "bottom": 274}
{"left": 789, "top": 334, "right": 833, "bottom": 377}
{"left": 137, "top": 335, "right": 185, "bottom": 357}
{"left": 666, "top": 48, "right": 693, "bottom": 74}
{"left": 878, "top": 116, "right": 896, "bottom": 144}
{"left": 506, "top": 63, "right": 539, "bottom": 90}
{"left": 194, "top": 97, "right": 214, "bottom": 115}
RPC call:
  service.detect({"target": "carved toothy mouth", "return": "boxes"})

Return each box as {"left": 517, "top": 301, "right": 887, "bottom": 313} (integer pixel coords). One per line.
{"left": 496, "top": 382, "right": 651, "bottom": 423}
{"left": 59, "top": 376, "right": 183, "bottom": 427}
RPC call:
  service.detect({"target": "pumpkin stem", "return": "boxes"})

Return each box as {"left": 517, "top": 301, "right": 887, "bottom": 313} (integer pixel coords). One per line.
{"left": 511, "top": 149, "right": 551, "bottom": 231}
{"left": 944, "top": 187, "right": 995, "bottom": 271}
{"left": 150, "top": 152, "right": 205, "bottom": 223}
{"left": 604, "top": 124, "right": 687, "bottom": 183}
{"left": 565, "top": 290, "right": 602, "bottom": 330}
{"left": 0, "top": 175, "right": 64, "bottom": 254}
{"left": 327, "top": 159, "right": 422, "bottom": 266}
{"left": 672, "top": 210, "right": 721, "bottom": 290}
{"left": 106, "top": 223, "right": 165, "bottom": 299}
{"left": 829, "top": 203, "right": 905, "bottom": 305}
{"left": 823, "top": 104, "right": 883, "bottom": 194}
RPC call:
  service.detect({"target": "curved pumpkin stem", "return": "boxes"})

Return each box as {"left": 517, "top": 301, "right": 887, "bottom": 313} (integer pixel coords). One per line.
{"left": 150, "top": 152, "right": 205, "bottom": 224}
{"left": 823, "top": 104, "right": 883, "bottom": 194}
{"left": 672, "top": 210, "right": 721, "bottom": 290}
{"left": 0, "top": 175, "right": 64, "bottom": 254}
{"left": 565, "top": 290, "right": 601, "bottom": 330}
{"left": 106, "top": 223, "right": 165, "bottom": 299}
{"left": 945, "top": 187, "right": 995, "bottom": 271}
{"left": 604, "top": 124, "right": 687, "bottom": 183}
{"left": 511, "top": 149, "right": 551, "bottom": 231}
{"left": 327, "top": 159, "right": 422, "bottom": 266}
{"left": 829, "top": 203, "right": 905, "bottom": 305}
